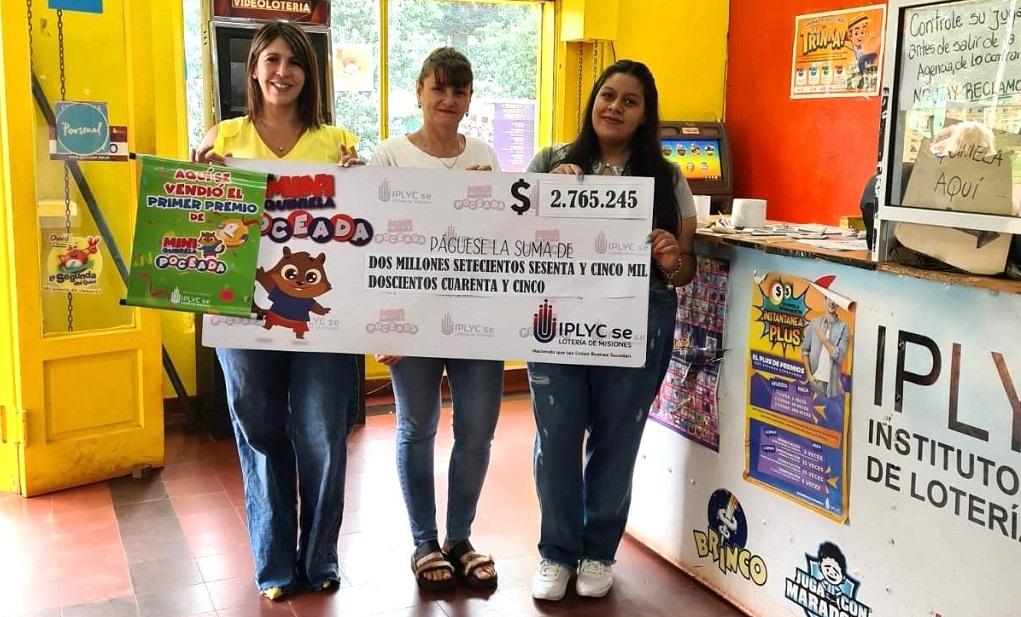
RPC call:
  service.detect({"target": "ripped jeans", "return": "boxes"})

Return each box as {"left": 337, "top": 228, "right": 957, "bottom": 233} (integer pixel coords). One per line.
{"left": 528, "top": 288, "right": 677, "bottom": 566}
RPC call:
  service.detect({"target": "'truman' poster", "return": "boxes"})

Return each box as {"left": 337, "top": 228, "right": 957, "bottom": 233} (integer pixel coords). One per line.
{"left": 791, "top": 5, "right": 886, "bottom": 98}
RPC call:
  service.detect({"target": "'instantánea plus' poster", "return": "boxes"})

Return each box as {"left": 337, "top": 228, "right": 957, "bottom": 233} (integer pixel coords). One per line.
{"left": 745, "top": 272, "right": 855, "bottom": 522}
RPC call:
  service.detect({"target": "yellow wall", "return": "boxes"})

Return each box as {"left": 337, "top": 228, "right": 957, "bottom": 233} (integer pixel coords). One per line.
{"left": 553, "top": 1, "right": 729, "bottom": 142}
{"left": 615, "top": 0, "right": 729, "bottom": 121}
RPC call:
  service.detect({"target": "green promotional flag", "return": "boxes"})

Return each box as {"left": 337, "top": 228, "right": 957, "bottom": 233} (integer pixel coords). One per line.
{"left": 125, "top": 155, "right": 267, "bottom": 317}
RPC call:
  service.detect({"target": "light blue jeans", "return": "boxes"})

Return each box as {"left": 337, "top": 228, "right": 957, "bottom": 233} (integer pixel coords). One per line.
{"left": 528, "top": 289, "right": 677, "bottom": 566}
{"left": 217, "top": 348, "right": 359, "bottom": 592}
{"left": 391, "top": 357, "right": 504, "bottom": 546}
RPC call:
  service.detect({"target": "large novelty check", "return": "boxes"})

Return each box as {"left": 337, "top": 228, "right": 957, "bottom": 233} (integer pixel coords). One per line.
{"left": 202, "top": 161, "right": 655, "bottom": 367}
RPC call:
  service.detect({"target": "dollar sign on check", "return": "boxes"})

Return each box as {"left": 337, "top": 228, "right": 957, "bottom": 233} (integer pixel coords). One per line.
{"left": 510, "top": 178, "right": 531, "bottom": 215}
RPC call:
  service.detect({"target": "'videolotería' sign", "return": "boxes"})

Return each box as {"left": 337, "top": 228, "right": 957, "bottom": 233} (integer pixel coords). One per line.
{"left": 212, "top": 0, "right": 330, "bottom": 24}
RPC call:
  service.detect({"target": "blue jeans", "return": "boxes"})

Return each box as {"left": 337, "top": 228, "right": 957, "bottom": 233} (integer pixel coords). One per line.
{"left": 528, "top": 289, "right": 677, "bottom": 566}
{"left": 391, "top": 357, "right": 504, "bottom": 546}
{"left": 216, "top": 348, "right": 359, "bottom": 592}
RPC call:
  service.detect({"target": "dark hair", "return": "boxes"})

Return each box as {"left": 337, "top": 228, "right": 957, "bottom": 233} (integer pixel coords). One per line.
{"left": 560, "top": 60, "right": 678, "bottom": 236}
{"left": 417, "top": 47, "right": 473, "bottom": 92}
{"left": 245, "top": 21, "right": 325, "bottom": 131}
{"left": 817, "top": 542, "right": 847, "bottom": 575}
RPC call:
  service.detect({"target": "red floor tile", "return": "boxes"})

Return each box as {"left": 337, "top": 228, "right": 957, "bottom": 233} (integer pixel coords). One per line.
{"left": 49, "top": 483, "right": 113, "bottom": 513}
{"left": 135, "top": 582, "right": 215, "bottom": 616}
{"left": 57, "top": 542, "right": 128, "bottom": 571}
{"left": 0, "top": 400, "right": 744, "bottom": 617}
{"left": 161, "top": 459, "right": 220, "bottom": 481}
{"left": 163, "top": 475, "right": 230, "bottom": 497}
{"left": 55, "top": 524, "right": 123, "bottom": 555}
{"left": 0, "top": 513, "right": 56, "bottom": 540}
{"left": 0, "top": 531, "right": 57, "bottom": 561}
{"left": 52, "top": 510, "right": 118, "bottom": 539}
{"left": 7, "top": 579, "right": 61, "bottom": 613}
{"left": 216, "top": 471, "right": 245, "bottom": 491}
{"left": 170, "top": 491, "right": 235, "bottom": 516}
{"left": 57, "top": 568, "right": 133, "bottom": 607}
{"left": 185, "top": 527, "right": 252, "bottom": 558}
{"left": 225, "top": 488, "right": 246, "bottom": 508}
{"left": 195, "top": 548, "right": 255, "bottom": 583}
{"left": 0, "top": 494, "right": 53, "bottom": 520}
{"left": 0, "top": 550, "right": 61, "bottom": 584}
{"left": 217, "top": 602, "right": 296, "bottom": 616}
{"left": 206, "top": 576, "right": 263, "bottom": 610}
{"left": 287, "top": 584, "right": 377, "bottom": 617}
{"left": 177, "top": 509, "right": 246, "bottom": 537}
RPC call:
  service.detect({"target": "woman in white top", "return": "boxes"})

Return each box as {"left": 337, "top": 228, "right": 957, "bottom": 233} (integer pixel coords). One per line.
{"left": 370, "top": 47, "right": 502, "bottom": 592}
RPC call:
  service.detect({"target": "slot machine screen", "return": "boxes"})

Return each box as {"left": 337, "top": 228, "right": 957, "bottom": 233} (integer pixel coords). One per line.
{"left": 661, "top": 138, "right": 723, "bottom": 181}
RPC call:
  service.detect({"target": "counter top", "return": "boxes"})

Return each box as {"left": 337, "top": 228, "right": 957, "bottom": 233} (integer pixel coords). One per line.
{"left": 695, "top": 227, "right": 874, "bottom": 270}
{"left": 695, "top": 224, "right": 1021, "bottom": 295}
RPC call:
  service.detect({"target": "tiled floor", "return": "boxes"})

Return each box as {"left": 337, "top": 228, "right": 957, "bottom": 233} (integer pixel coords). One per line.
{"left": 0, "top": 394, "right": 745, "bottom": 617}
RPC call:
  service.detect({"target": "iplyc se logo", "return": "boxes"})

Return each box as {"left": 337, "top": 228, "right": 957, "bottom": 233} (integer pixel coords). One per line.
{"left": 533, "top": 300, "right": 557, "bottom": 343}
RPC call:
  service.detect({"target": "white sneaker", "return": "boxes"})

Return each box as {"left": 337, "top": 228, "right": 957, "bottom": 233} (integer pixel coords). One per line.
{"left": 576, "top": 559, "right": 613, "bottom": 598}
{"left": 531, "top": 559, "right": 573, "bottom": 601}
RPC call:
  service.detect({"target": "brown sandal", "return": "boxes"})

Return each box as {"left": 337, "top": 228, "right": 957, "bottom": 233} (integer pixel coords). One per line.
{"left": 445, "top": 539, "right": 498, "bottom": 589}
{"left": 411, "top": 540, "right": 455, "bottom": 591}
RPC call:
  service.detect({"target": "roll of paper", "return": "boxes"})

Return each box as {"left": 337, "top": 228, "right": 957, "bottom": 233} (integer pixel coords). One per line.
{"left": 731, "top": 198, "right": 766, "bottom": 228}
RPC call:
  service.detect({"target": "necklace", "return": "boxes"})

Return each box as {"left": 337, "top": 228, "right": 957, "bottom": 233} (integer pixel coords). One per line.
{"left": 411, "top": 132, "right": 464, "bottom": 169}
{"left": 592, "top": 160, "right": 627, "bottom": 176}
{"left": 256, "top": 119, "right": 300, "bottom": 155}
{"left": 438, "top": 151, "right": 462, "bottom": 169}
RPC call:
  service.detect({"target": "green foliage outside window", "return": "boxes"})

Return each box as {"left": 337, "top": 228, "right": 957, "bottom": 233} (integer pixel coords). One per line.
{"left": 183, "top": 0, "right": 540, "bottom": 160}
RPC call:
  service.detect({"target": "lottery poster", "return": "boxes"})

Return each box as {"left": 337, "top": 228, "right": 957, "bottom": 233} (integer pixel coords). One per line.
{"left": 745, "top": 272, "right": 855, "bottom": 522}
{"left": 124, "top": 155, "right": 267, "bottom": 317}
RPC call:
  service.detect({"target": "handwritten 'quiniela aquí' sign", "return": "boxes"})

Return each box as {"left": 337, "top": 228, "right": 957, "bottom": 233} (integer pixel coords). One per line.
{"left": 902, "top": 132, "right": 1014, "bottom": 215}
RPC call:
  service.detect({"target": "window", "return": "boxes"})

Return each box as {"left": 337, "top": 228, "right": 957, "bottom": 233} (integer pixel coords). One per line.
{"left": 185, "top": 0, "right": 546, "bottom": 170}
{"left": 384, "top": 0, "right": 541, "bottom": 170}
{"left": 882, "top": 0, "right": 1021, "bottom": 231}
{"left": 330, "top": 1, "right": 382, "bottom": 154}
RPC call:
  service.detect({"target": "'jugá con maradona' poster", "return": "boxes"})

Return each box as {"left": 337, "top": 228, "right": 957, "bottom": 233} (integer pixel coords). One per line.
{"left": 125, "top": 155, "right": 267, "bottom": 317}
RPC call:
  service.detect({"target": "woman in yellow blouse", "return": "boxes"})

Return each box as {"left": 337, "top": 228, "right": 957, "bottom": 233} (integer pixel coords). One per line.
{"left": 195, "top": 21, "right": 360, "bottom": 601}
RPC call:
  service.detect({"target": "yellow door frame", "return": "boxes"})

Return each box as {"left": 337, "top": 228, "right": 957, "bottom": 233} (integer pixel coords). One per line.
{"left": 0, "top": 0, "right": 36, "bottom": 494}
{"left": 0, "top": 0, "right": 174, "bottom": 495}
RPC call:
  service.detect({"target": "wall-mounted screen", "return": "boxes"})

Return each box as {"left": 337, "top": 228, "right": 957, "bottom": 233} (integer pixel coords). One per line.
{"left": 661, "top": 138, "right": 723, "bottom": 181}
{"left": 659, "top": 121, "right": 733, "bottom": 213}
